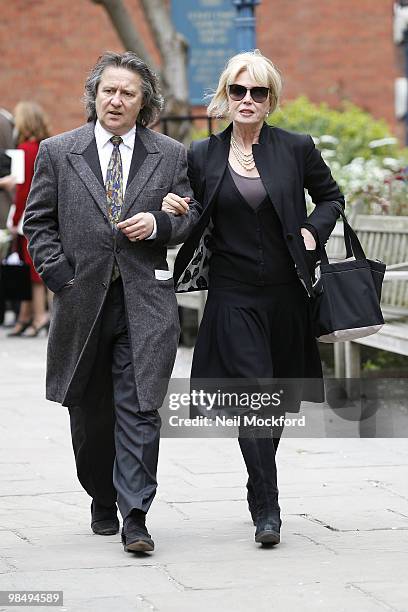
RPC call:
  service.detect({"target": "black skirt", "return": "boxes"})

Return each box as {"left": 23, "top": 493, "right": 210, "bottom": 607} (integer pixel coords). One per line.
{"left": 191, "top": 281, "right": 324, "bottom": 413}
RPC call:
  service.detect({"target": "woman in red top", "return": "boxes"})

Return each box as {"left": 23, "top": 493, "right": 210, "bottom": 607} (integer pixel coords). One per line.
{"left": 7, "top": 102, "right": 51, "bottom": 337}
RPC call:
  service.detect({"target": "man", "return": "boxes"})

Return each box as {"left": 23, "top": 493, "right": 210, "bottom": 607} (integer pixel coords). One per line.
{"left": 24, "top": 52, "right": 200, "bottom": 553}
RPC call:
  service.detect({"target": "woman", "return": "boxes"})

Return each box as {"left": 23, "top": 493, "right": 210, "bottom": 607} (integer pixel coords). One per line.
{"left": 163, "top": 50, "right": 344, "bottom": 546}
{"left": 7, "top": 102, "right": 51, "bottom": 337}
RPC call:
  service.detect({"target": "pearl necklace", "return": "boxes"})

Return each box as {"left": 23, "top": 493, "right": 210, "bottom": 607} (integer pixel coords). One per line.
{"left": 230, "top": 134, "right": 256, "bottom": 171}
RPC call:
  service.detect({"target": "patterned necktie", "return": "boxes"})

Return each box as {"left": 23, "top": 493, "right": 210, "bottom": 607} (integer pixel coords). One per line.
{"left": 106, "top": 135, "right": 123, "bottom": 227}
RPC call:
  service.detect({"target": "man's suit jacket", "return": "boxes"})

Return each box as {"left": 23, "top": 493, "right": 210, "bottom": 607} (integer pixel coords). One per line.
{"left": 24, "top": 121, "right": 200, "bottom": 410}
{"left": 174, "top": 122, "right": 345, "bottom": 299}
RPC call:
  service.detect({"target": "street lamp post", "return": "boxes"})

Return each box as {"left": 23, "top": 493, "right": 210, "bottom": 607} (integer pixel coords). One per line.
{"left": 232, "top": 0, "right": 261, "bottom": 52}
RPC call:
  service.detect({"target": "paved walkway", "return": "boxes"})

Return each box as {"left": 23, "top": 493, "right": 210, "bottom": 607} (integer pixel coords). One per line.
{"left": 0, "top": 325, "right": 407, "bottom": 612}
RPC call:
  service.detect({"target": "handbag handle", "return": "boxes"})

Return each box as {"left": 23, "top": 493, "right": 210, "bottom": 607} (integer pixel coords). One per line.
{"left": 10, "top": 236, "right": 25, "bottom": 261}
{"left": 320, "top": 203, "right": 367, "bottom": 265}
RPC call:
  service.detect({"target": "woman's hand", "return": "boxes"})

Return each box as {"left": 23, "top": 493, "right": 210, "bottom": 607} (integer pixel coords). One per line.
{"left": 300, "top": 227, "right": 316, "bottom": 250}
{"left": 301, "top": 227, "right": 318, "bottom": 277}
{"left": 161, "top": 193, "right": 190, "bottom": 216}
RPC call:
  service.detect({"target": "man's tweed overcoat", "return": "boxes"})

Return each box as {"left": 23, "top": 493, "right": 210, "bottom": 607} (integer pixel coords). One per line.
{"left": 24, "top": 121, "right": 200, "bottom": 410}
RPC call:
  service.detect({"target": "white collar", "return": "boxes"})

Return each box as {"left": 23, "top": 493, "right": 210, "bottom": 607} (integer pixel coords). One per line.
{"left": 94, "top": 120, "right": 136, "bottom": 149}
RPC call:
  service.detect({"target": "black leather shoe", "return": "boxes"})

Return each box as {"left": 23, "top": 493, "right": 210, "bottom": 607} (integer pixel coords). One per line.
{"left": 122, "top": 510, "right": 154, "bottom": 553}
{"left": 255, "top": 514, "right": 281, "bottom": 546}
{"left": 91, "top": 501, "right": 119, "bottom": 536}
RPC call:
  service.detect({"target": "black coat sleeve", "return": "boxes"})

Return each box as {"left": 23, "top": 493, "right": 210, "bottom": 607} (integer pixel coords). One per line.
{"left": 303, "top": 135, "right": 345, "bottom": 248}
{"left": 187, "top": 139, "right": 208, "bottom": 204}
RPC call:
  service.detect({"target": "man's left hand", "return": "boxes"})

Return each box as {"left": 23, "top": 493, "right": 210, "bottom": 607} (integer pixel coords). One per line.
{"left": 117, "top": 212, "right": 154, "bottom": 241}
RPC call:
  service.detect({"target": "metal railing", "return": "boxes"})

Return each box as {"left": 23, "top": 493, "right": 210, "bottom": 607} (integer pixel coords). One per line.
{"left": 151, "top": 114, "right": 224, "bottom": 142}
{"left": 159, "top": 114, "right": 215, "bottom": 137}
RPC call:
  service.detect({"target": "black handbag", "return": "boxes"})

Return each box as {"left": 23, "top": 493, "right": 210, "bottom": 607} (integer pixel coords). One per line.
{"left": 313, "top": 205, "right": 386, "bottom": 343}
{"left": 0, "top": 238, "right": 32, "bottom": 301}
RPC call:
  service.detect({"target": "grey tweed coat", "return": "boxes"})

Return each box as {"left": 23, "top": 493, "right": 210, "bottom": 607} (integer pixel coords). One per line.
{"left": 23, "top": 121, "right": 200, "bottom": 410}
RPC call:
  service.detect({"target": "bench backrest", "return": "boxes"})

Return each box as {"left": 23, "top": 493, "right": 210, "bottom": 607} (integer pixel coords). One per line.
{"left": 326, "top": 215, "right": 408, "bottom": 311}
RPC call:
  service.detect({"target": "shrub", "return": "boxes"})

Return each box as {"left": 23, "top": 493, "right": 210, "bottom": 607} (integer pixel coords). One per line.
{"left": 271, "top": 97, "right": 408, "bottom": 215}
{"left": 269, "top": 96, "right": 404, "bottom": 165}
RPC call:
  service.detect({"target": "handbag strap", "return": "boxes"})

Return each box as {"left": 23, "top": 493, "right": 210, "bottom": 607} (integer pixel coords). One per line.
{"left": 320, "top": 203, "right": 367, "bottom": 265}
{"left": 11, "top": 236, "right": 24, "bottom": 261}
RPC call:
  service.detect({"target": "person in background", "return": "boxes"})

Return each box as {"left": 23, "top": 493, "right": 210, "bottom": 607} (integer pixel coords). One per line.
{"left": 0, "top": 107, "right": 15, "bottom": 325}
{"left": 163, "top": 50, "right": 345, "bottom": 547}
{"left": 0, "top": 107, "right": 15, "bottom": 228}
{"left": 7, "top": 102, "right": 51, "bottom": 337}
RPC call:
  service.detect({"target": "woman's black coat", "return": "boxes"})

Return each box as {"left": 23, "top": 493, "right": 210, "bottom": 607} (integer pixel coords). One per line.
{"left": 174, "top": 122, "right": 345, "bottom": 298}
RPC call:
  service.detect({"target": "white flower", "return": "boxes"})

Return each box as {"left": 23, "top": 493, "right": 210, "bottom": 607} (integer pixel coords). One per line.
{"left": 382, "top": 157, "right": 402, "bottom": 170}
{"left": 321, "top": 149, "right": 336, "bottom": 159}
{"left": 320, "top": 134, "right": 339, "bottom": 145}
{"left": 368, "top": 137, "right": 398, "bottom": 149}
{"left": 333, "top": 156, "right": 397, "bottom": 203}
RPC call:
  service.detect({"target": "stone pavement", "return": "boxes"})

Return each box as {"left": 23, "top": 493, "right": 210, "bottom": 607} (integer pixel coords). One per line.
{"left": 0, "top": 325, "right": 408, "bottom": 612}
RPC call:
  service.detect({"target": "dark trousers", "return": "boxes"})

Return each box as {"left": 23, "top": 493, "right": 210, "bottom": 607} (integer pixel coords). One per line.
{"left": 239, "top": 427, "right": 283, "bottom": 520}
{"left": 68, "top": 279, "right": 161, "bottom": 520}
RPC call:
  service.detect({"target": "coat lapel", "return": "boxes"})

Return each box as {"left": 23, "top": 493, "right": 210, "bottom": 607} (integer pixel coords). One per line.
{"left": 253, "top": 123, "right": 286, "bottom": 224}
{"left": 120, "top": 125, "right": 161, "bottom": 220}
{"left": 204, "top": 124, "right": 231, "bottom": 210}
{"left": 67, "top": 122, "right": 161, "bottom": 221}
{"left": 67, "top": 123, "right": 108, "bottom": 218}
{"left": 125, "top": 130, "right": 148, "bottom": 189}
{"left": 82, "top": 136, "right": 104, "bottom": 187}
{"left": 203, "top": 123, "right": 285, "bottom": 221}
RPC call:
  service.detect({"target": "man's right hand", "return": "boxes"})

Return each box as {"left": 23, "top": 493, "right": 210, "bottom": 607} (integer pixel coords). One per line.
{"left": 161, "top": 193, "right": 190, "bottom": 216}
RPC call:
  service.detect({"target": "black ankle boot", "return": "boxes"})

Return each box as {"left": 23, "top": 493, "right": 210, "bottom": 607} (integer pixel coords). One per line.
{"left": 122, "top": 509, "right": 154, "bottom": 553}
{"left": 255, "top": 513, "right": 281, "bottom": 546}
{"left": 91, "top": 500, "right": 119, "bottom": 536}
{"left": 246, "top": 481, "right": 257, "bottom": 526}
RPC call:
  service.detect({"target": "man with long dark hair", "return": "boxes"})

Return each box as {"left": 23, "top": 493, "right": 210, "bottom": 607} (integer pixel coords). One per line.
{"left": 24, "top": 52, "right": 200, "bottom": 553}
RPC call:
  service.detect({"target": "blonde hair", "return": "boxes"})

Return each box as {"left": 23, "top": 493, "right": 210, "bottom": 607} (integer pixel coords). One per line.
{"left": 207, "top": 49, "right": 282, "bottom": 118}
{"left": 14, "top": 102, "right": 50, "bottom": 144}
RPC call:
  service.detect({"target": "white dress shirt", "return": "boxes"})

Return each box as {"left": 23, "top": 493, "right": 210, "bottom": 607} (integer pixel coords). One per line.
{"left": 94, "top": 120, "right": 156, "bottom": 238}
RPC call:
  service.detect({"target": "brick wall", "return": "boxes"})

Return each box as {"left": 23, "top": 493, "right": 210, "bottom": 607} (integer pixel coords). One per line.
{"left": 257, "top": 0, "right": 399, "bottom": 135}
{"left": 0, "top": 0, "right": 401, "bottom": 139}
{"left": 0, "top": 0, "right": 159, "bottom": 134}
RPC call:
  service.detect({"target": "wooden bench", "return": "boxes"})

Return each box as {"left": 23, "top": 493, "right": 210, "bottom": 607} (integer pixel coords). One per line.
{"left": 325, "top": 215, "right": 408, "bottom": 378}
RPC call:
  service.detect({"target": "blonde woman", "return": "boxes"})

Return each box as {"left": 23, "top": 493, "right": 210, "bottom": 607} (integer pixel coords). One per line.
{"left": 7, "top": 102, "right": 50, "bottom": 337}
{"left": 163, "top": 50, "right": 344, "bottom": 546}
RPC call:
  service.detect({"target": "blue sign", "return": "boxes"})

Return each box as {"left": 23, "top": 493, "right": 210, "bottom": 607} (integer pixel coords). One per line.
{"left": 171, "top": 0, "right": 237, "bottom": 105}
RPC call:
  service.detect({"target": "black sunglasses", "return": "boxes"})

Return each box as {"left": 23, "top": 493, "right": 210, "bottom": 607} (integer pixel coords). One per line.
{"left": 228, "top": 84, "right": 269, "bottom": 103}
